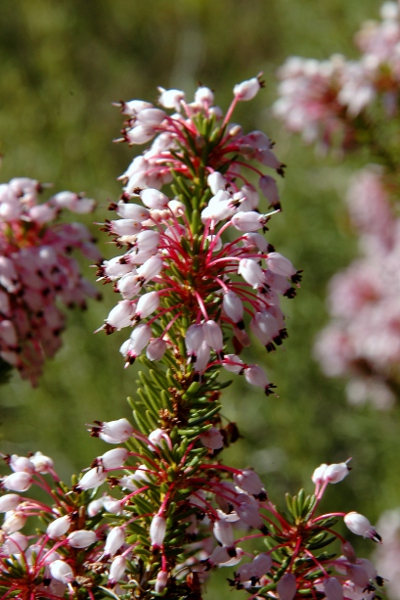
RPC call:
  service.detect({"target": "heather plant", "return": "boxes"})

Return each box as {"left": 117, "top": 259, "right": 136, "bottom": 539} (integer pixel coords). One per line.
{"left": 0, "top": 79, "right": 384, "bottom": 600}
{"left": 0, "top": 179, "right": 101, "bottom": 386}
{"left": 274, "top": 0, "right": 400, "bottom": 408}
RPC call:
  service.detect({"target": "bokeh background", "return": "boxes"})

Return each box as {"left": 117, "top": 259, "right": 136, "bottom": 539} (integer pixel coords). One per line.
{"left": 0, "top": 1, "right": 398, "bottom": 597}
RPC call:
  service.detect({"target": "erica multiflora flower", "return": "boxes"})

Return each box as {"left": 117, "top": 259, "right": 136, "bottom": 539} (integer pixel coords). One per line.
{"left": 0, "top": 177, "right": 101, "bottom": 385}
{"left": 98, "top": 80, "right": 301, "bottom": 394}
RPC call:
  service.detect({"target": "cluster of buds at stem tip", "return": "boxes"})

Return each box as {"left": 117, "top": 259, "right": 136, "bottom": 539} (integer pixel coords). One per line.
{"left": 97, "top": 77, "right": 301, "bottom": 395}
{"left": 0, "top": 177, "right": 101, "bottom": 385}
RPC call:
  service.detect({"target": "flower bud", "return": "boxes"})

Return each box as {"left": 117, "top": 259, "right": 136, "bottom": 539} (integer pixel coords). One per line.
{"left": 77, "top": 467, "right": 107, "bottom": 491}
{"left": 99, "top": 448, "right": 129, "bottom": 470}
{"left": 109, "top": 555, "right": 127, "bottom": 585}
{"left": 99, "top": 418, "right": 134, "bottom": 444}
{"left": 238, "top": 258, "right": 265, "bottom": 289}
{"left": 0, "top": 494, "right": 21, "bottom": 512}
{"left": 140, "top": 188, "right": 169, "bottom": 209}
{"left": 203, "top": 320, "right": 223, "bottom": 353}
{"left": 30, "top": 451, "right": 54, "bottom": 474}
{"left": 104, "top": 526, "right": 125, "bottom": 557}
{"left": 135, "top": 292, "right": 159, "bottom": 319}
{"left": 2, "top": 531, "right": 28, "bottom": 554}
{"left": 266, "top": 252, "right": 295, "bottom": 278}
{"left": 233, "top": 77, "right": 261, "bottom": 101}
{"left": 2, "top": 511, "right": 27, "bottom": 534}
{"left": 276, "top": 573, "right": 297, "bottom": 600}
{"left": 323, "top": 577, "right": 344, "bottom": 600}
{"left": 344, "top": 512, "right": 381, "bottom": 542}
{"left": 2, "top": 472, "right": 32, "bottom": 492}
{"left": 67, "top": 529, "right": 97, "bottom": 548}
{"left": 49, "top": 560, "right": 74, "bottom": 584}
{"left": 155, "top": 570, "right": 168, "bottom": 594}
{"left": 234, "top": 469, "right": 264, "bottom": 496}
{"left": 47, "top": 515, "right": 70, "bottom": 539}
{"left": 199, "top": 427, "right": 224, "bottom": 450}
{"left": 150, "top": 514, "right": 166, "bottom": 548}
{"left": 146, "top": 337, "right": 167, "bottom": 361}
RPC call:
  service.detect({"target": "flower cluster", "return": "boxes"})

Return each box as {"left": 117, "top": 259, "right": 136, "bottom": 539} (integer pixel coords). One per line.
{"left": 314, "top": 167, "right": 400, "bottom": 408}
{"left": 0, "top": 178, "right": 101, "bottom": 385}
{"left": 98, "top": 78, "right": 301, "bottom": 393}
{"left": 0, "top": 426, "right": 383, "bottom": 600}
{"left": 273, "top": 1, "right": 400, "bottom": 150}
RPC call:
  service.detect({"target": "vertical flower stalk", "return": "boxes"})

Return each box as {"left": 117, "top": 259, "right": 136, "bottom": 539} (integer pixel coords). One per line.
{"left": 0, "top": 78, "right": 383, "bottom": 599}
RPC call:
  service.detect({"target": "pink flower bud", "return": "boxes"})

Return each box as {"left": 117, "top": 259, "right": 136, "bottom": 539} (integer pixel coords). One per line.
{"left": 222, "top": 354, "right": 244, "bottom": 374}
{"left": 140, "top": 188, "right": 169, "bottom": 209}
{"left": 102, "top": 495, "right": 123, "bottom": 515}
{"left": 341, "top": 541, "right": 356, "bottom": 563}
{"left": 47, "top": 515, "right": 71, "bottom": 539}
{"left": 2, "top": 511, "right": 27, "bottom": 533}
{"left": 77, "top": 467, "right": 107, "bottom": 491}
{"left": 155, "top": 570, "right": 168, "bottom": 594}
{"left": 3, "top": 531, "right": 28, "bottom": 554}
{"left": 323, "top": 460, "right": 351, "bottom": 484}
{"left": 251, "top": 553, "right": 272, "bottom": 578}
{"left": 2, "top": 472, "right": 33, "bottom": 492}
{"left": 266, "top": 252, "right": 295, "bottom": 278}
{"left": 207, "top": 172, "right": 228, "bottom": 194}
{"left": 104, "top": 526, "right": 125, "bottom": 556}
{"left": 136, "top": 256, "right": 163, "bottom": 283}
{"left": 99, "top": 418, "right": 134, "bottom": 444}
{"left": 195, "top": 86, "right": 214, "bottom": 106}
{"left": 49, "top": 560, "right": 74, "bottom": 584}
{"left": 150, "top": 514, "right": 166, "bottom": 548}
{"left": 203, "top": 320, "right": 223, "bottom": 353}
{"left": 244, "top": 365, "right": 273, "bottom": 395}
{"left": 137, "top": 108, "right": 166, "bottom": 126}
{"left": 126, "top": 124, "right": 156, "bottom": 145}
{"left": 67, "top": 529, "right": 97, "bottom": 548}
{"left": 234, "top": 469, "right": 264, "bottom": 496}
{"left": 146, "top": 337, "right": 167, "bottom": 361}
{"left": 238, "top": 258, "right": 265, "bottom": 289}
{"left": 30, "top": 451, "right": 54, "bottom": 474}
{"left": 105, "top": 300, "right": 136, "bottom": 330}
{"left": 223, "top": 292, "right": 244, "bottom": 326}
{"left": 135, "top": 292, "right": 159, "bottom": 319}
{"left": 311, "top": 463, "right": 328, "bottom": 485}
{"left": 99, "top": 448, "right": 129, "bottom": 470}
{"left": 185, "top": 324, "right": 205, "bottom": 360}
{"left": 158, "top": 87, "right": 185, "bottom": 111}
{"left": 109, "top": 555, "right": 127, "bottom": 585}
{"left": 87, "top": 498, "right": 104, "bottom": 517}
{"left": 194, "top": 340, "right": 211, "bottom": 373}
{"left": 0, "top": 494, "right": 21, "bottom": 512}
{"left": 233, "top": 77, "right": 261, "bottom": 101}
{"left": 199, "top": 427, "right": 224, "bottom": 450}
{"left": 231, "top": 211, "right": 265, "bottom": 232}
{"left": 344, "top": 512, "right": 381, "bottom": 542}
{"left": 116, "top": 202, "right": 149, "bottom": 221}
{"left": 323, "top": 577, "right": 344, "bottom": 600}
{"left": 277, "top": 573, "right": 297, "bottom": 600}
{"left": 259, "top": 175, "right": 280, "bottom": 208}
{"left": 9, "top": 455, "right": 35, "bottom": 474}
{"left": 148, "top": 428, "right": 171, "bottom": 450}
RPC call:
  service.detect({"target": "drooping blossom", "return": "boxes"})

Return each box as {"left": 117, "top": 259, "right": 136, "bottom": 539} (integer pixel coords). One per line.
{"left": 0, "top": 178, "right": 101, "bottom": 385}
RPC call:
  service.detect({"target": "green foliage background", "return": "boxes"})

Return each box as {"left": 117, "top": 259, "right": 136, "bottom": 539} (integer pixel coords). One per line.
{"left": 0, "top": 1, "right": 398, "bottom": 596}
